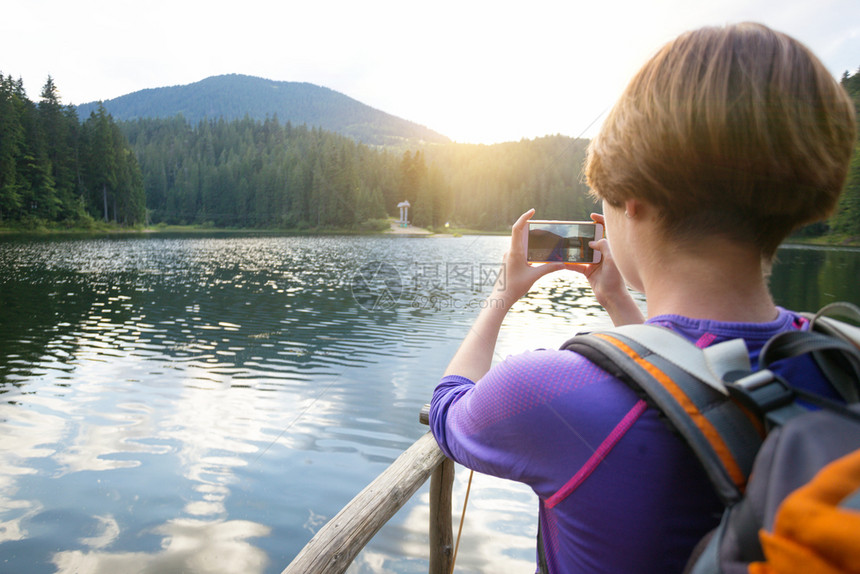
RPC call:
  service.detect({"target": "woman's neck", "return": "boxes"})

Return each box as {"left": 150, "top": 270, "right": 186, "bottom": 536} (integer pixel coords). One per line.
{"left": 641, "top": 239, "right": 778, "bottom": 323}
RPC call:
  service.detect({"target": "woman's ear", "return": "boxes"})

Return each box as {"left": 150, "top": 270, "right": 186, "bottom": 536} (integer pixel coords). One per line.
{"left": 623, "top": 199, "right": 641, "bottom": 219}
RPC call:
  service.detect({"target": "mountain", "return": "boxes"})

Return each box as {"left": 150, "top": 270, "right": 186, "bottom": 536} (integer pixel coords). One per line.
{"left": 75, "top": 74, "right": 450, "bottom": 147}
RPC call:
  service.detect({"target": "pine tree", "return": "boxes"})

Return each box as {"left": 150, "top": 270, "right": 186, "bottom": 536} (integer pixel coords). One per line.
{"left": 0, "top": 75, "right": 24, "bottom": 220}
{"left": 17, "top": 81, "right": 58, "bottom": 221}
{"left": 39, "top": 76, "right": 81, "bottom": 220}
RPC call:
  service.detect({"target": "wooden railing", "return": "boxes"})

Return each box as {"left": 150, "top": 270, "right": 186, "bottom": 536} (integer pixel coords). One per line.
{"left": 281, "top": 406, "right": 455, "bottom": 574}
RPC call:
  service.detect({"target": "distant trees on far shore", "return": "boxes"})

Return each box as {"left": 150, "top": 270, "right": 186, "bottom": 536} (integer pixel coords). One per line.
{"left": 1, "top": 69, "right": 857, "bottom": 240}
{"left": 828, "top": 69, "right": 860, "bottom": 239}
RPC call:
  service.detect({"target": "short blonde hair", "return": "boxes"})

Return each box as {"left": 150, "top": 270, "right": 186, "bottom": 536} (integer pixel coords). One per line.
{"left": 585, "top": 22, "right": 856, "bottom": 257}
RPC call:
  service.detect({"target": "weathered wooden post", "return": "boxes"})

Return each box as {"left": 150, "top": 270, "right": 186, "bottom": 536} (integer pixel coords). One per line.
{"left": 421, "top": 403, "right": 454, "bottom": 573}
{"left": 428, "top": 457, "right": 455, "bottom": 573}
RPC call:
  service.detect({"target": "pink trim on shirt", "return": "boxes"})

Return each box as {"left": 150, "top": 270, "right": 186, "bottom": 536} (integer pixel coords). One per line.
{"left": 545, "top": 399, "right": 649, "bottom": 509}
{"left": 695, "top": 333, "right": 717, "bottom": 348}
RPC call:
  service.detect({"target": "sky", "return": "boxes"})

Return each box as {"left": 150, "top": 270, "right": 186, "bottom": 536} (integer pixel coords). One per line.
{"left": 2, "top": 0, "right": 859, "bottom": 144}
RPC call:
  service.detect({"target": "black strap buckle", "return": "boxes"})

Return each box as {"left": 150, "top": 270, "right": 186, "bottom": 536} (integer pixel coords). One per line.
{"left": 726, "top": 369, "right": 795, "bottom": 418}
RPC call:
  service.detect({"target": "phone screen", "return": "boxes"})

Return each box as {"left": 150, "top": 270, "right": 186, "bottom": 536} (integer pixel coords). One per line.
{"left": 527, "top": 221, "right": 602, "bottom": 263}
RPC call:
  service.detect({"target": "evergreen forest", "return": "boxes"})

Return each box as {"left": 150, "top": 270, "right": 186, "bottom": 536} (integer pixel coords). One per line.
{"left": 0, "top": 76, "right": 145, "bottom": 226}
{"left": 122, "top": 117, "right": 594, "bottom": 231}
{"left": 1, "top": 70, "right": 859, "bottom": 240}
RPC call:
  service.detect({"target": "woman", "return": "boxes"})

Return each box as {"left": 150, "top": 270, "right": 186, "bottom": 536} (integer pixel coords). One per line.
{"left": 430, "top": 22, "right": 856, "bottom": 573}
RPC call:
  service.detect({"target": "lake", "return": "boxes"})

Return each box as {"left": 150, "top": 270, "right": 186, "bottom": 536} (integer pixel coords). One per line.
{"left": 0, "top": 233, "right": 858, "bottom": 574}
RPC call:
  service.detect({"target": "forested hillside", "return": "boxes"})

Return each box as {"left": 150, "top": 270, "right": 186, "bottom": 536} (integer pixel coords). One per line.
{"left": 76, "top": 75, "right": 450, "bottom": 147}
{"left": 120, "top": 117, "right": 594, "bottom": 230}
{"left": 124, "top": 116, "right": 396, "bottom": 229}
{"left": 2, "top": 70, "right": 857, "bottom": 238}
{"left": 0, "top": 75, "right": 145, "bottom": 226}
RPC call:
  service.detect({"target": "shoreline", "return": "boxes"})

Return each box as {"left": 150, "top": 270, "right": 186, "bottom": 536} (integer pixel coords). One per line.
{"left": 384, "top": 220, "right": 436, "bottom": 236}
{"left": 2, "top": 223, "right": 855, "bottom": 246}
{"left": 0, "top": 219, "right": 503, "bottom": 238}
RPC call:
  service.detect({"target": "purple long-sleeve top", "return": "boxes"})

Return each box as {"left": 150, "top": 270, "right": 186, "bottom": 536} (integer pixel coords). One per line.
{"left": 429, "top": 309, "right": 837, "bottom": 573}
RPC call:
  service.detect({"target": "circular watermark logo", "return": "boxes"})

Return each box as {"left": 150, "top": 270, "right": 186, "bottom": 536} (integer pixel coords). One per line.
{"left": 350, "top": 261, "right": 404, "bottom": 311}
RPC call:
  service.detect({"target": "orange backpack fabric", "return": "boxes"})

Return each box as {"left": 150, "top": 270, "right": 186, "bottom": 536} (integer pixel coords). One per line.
{"left": 751, "top": 449, "right": 860, "bottom": 574}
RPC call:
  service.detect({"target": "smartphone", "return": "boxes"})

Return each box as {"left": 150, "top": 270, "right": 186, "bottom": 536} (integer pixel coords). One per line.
{"left": 527, "top": 220, "right": 603, "bottom": 264}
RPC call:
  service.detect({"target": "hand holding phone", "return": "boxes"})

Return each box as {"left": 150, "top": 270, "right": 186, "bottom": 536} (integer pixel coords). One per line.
{"left": 527, "top": 220, "right": 604, "bottom": 264}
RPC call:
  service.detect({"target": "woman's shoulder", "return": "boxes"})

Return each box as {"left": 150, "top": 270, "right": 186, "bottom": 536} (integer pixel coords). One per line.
{"left": 645, "top": 307, "right": 805, "bottom": 346}
{"left": 436, "top": 345, "right": 638, "bottom": 441}
{"left": 499, "top": 345, "right": 612, "bottom": 376}
{"left": 481, "top": 345, "right": 624, "bottom": 403}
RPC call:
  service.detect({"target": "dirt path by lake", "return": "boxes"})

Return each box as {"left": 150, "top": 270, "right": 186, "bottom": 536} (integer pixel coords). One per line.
{"left": 385, "top": 221, "right": 435, "bottom": 235}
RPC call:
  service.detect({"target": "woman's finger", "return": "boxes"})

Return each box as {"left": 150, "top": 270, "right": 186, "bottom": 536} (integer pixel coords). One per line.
{"left": 565, "top": 262, "right": 597, "bottom": 276}
{"left": 510, "top": 209, "right": 535, "bottom": 256}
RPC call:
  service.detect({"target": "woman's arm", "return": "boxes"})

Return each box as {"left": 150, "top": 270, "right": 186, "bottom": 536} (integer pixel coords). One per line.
{"left": 442, "top": 209, "right": 564, "bottom": 380}
{"left": 442, "top": 209, "right": 644, "bottom": 382}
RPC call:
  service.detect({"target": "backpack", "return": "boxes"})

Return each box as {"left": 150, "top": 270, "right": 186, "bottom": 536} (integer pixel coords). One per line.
{"left": 558, "top": 302, "right": 860, "bottom": 574}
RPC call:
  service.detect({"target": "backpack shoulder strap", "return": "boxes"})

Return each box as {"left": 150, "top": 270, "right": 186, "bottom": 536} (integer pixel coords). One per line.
{"left": 744, "top": 329, "right": 860, "bottom": 426}
{"left": 562, "top": 325, "right": 764, "bottom": 505}
{"left": 802, "top": 302, "right": 860, "bottom": 403}
{"left": 807, "top": 301, "right": 860, "bottom": 341}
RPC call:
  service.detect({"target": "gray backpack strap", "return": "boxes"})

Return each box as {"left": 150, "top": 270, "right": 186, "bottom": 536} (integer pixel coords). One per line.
{"left": 564, "top": 326, "right": 764, "bottom": 505}
{"left": 810, "top": 301, "right": 860, "bottom": 329}
{"left": 803, "top": 302, "right": 860, "bottom": 402}
{"left": 732, "top": 330, "right": 860, "bottom": 427}
{"left": 610, "top": 324, "right": 756, "bottom": 393}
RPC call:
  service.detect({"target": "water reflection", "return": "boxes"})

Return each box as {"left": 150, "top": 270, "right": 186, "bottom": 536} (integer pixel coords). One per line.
{"left": 53, "top": 518, "right": 271, "bottom": 574}
{"left": 770, "top": 245, "right": 860, "bottom": 311}
{"left": 0, "top": 233, "right": 513, "bottom": 573}
{"left": 0, "top": 234, "right": 856, "bottom": 574}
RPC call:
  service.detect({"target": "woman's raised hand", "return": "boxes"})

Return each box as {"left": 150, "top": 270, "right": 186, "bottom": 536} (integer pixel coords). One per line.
{"left": 492, "top": 209, "right": 566, "bottom": 308}
{"left": 568, "top": 213, "right": 645, "bottom": 326}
